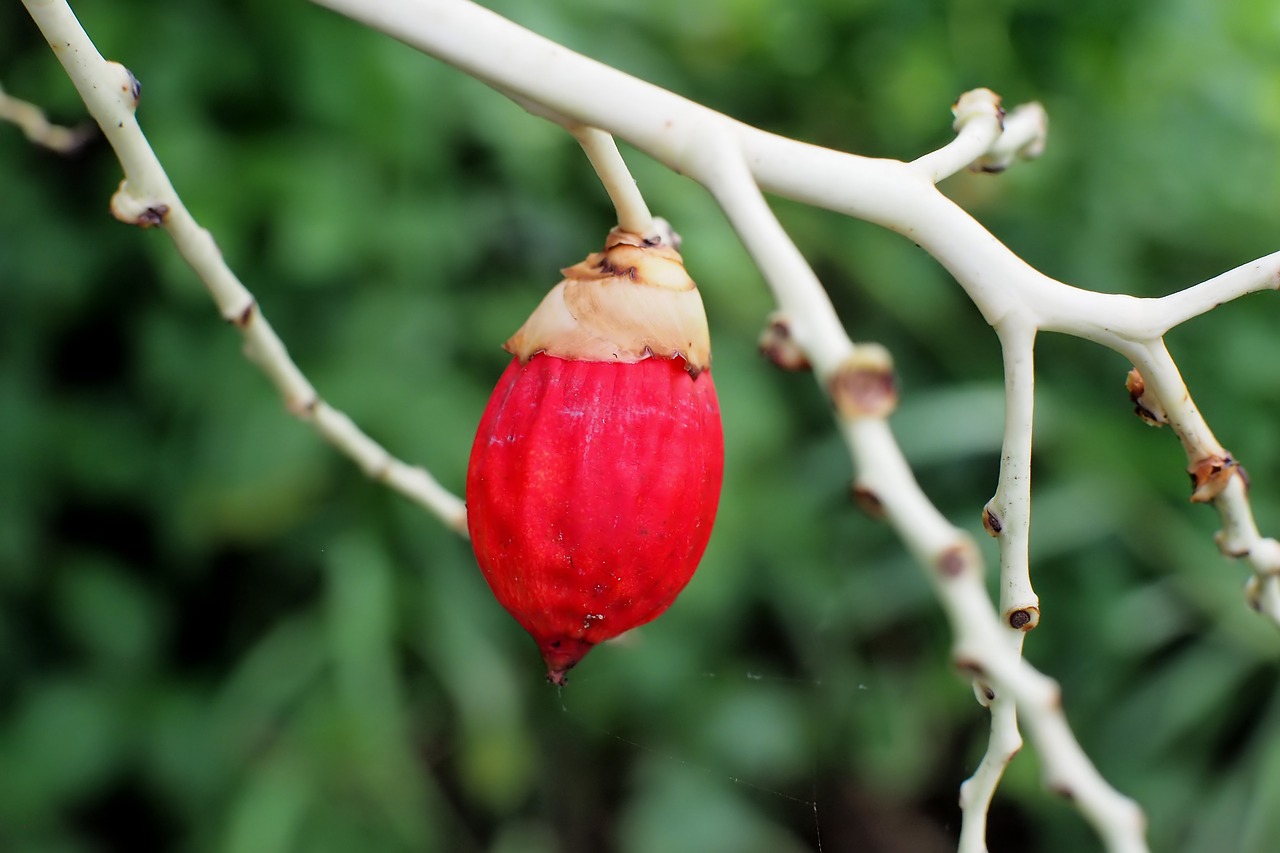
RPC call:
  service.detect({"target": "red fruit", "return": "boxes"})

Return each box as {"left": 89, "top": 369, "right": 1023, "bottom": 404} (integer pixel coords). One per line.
{"left": 466, "top": 227, "right": 723, "bottom": 684}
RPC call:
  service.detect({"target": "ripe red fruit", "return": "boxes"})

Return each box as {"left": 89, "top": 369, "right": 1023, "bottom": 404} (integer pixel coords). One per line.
{"left": 466, "top": 227, "right": 724, "bottom": 684}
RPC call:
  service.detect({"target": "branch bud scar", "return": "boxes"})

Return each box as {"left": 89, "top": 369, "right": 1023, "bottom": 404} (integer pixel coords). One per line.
{"left": 829, "top": 344, "right": 897, "bottom": 419}
{"left": 1125, "top": 368, "right": 1167, "bottom": 427}
{"left": 758, "top": 312, "right": 810, "bottom": 371}
{"left": 850, "top": 483, "right": 885, "bottom": 519}
{"left": 1188, "top": 452, "right": 1248, "bottom": 503}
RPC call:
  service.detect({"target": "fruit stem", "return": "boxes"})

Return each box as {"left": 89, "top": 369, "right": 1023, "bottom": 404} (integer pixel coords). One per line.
{"left": 570, "top": 125, "right": 655, "bottom": 237}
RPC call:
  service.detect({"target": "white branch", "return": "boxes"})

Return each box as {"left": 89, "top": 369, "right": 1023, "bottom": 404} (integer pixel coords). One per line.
{"left": 990, "top": 321, "right": 1040, "bottom": 630}
{"left": 685, "top": 110, "right": 1144, "bottom": 851}
{"left": 1127, "top": 341, "right": 1280, "bottom": 619}
{"left": 972, "top": 101, "right": 1049, "bottom": 175}
{"left": 22, "top": 0, "right": 468, "bottom": 536}
{"left": 292, "top": 0, "right": 1280, "bottom": 848}
{"left": 847, "top": 416, "right": 1147, "bottom": 852}
{"left": 496, "top": 87, "right": 655, "bottom": 238}
{"left": 310, "top": 0, "right": 1280, "bottom": 615}
{"left": 959, "top": 697, "right": 1022, "bottom": 853}
{"left": 0, "top": 80, "right": 94, "bottom": 153}
{"left": 690, "top": 132, "right": 853, "bottom": 374}
{"left": 306, "top": 0, "right": 1270, "bottom": 351}
{"left": 1145, "top": 249, "right": 1280, "bottom": 333}
{"left": 910, "top": 88, "right": 1005, "bottom": 183}
{"left": 958, "top": 320, "right": 1039, "bottom": 851}
{"left": 569, "top": 127, "right": 654, "bottom": 236}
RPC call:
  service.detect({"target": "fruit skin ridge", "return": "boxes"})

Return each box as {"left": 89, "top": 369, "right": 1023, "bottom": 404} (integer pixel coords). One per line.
{"left": 466, "top": 352, "right": 724, "bottom": 684}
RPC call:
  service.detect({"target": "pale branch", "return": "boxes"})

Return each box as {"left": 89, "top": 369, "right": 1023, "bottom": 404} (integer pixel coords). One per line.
{"left": 967, "top": 626, "right": 1149, "bottom": 853}
{"left": 307, "top": 0, "right": 1076, "bottom": 330}
{"left": 306, "top": 0, "right": 1273, "bottom": 349}
{"left": 302, "top": 0, "right": 1280, "bottom": 848}
{"left": 309, "top": 0, "right": 1280, "bottom": 612}
{"left": 21, "top": 0, "right": 468, "bottom": 536}
{"left": 958, "top": 698, "right": 1022, "bottom": 853}
{"left": 495, "top": 86, "right": 656, "bottom": 239}
{"left": 909, "top": 88, "right": 1005, "bottom": 183}
{"left": 689, "top": 114, "right": 1144, "bottom": 848}
{"left": 0, "top": 80, "right": 94, "bottom": 153}
{"left": 989, "top": 320, "right": 1040, "bottom": 632}
{"left": 1144, "top": 249, "right": 1280, "bottom": 334}
{"left": 845, "top": 417, "right": 1148, "bottom": 852}
{"left": 690, "top": 131, "right": 854, "bottom": 374}
{"left": 1128, "top": 340, "right": 1280, "bottom": 622}
{"left": 972, "top": 101, "right": 1049, "bottom": 175}
{"left": 569, "top": 126, "right": 654, "bottom": 237}
{"left": 958, "top": 319, "right": 1038, "bottom": 852}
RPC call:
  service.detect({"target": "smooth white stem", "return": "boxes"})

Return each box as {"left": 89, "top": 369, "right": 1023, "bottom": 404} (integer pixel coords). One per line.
{"left": 692, "top": 132, "right": 853, "bottom": 374}
{"left": 974, "top": 101, "right": 1049, "bottom": 174}
{"left": 993, "top": 321, "right": 1039, "bottom": 622}
{"left": 569, "top": 126, "right": 653, "bottom": 236}
{"left": 959, "top": 695, "right": 1022, "bottom": 853}
{"left": 957, "top": 319, "right": 1038, "bottom": 850}
{"left": 910, "top": 88, "right": 1004, "bottom": 183}
{"left": 845, "top": 418, "right": 1148, "bottom": 852}
{"left": 0, "top": 80, "right": 93, "bottom": 152}
{"left": 308, "top": 0, "right": 1274, "bottom": 350}
{"left": 1145, "top": 249, "right": 1280, "bottom": 333}
{"left": 497, "top": 87, "right": 654, "bottom": 237}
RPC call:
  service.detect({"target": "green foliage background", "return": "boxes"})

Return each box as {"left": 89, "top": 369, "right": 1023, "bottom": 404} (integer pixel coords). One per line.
{"left": 3, "top": 1, "right": 1280, "bottom": 851}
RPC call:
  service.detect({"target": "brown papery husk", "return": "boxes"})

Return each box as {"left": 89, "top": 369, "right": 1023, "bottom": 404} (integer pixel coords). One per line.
{"left": 504, "top": 229, "right": 712, "bottom": 376}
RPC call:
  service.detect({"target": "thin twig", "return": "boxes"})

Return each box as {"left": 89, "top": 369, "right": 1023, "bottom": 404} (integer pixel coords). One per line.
{"left": 693, "top": 131, "right": 1148, "bottom": 852}
{"left": 0, "top": 80, "right": 95, "bottom": 153}
{"left": 569, "top": 126, "right": 654, "bottom": 236}
{"left": 21, "top": 0, "right": 467, "bottom": 535}
{"left": 910, "top": 88, "right": 1004, "bottom": 183}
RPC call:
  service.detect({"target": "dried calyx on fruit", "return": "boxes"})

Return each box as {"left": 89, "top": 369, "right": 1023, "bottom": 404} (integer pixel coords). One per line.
{"left": 466, "top": 226, "right": 724, "bottom": 685}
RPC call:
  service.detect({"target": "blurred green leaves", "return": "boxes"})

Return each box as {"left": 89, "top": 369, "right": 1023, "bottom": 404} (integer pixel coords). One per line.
{"left": 3, "top": 1, "right": 1280, "bottom": 851}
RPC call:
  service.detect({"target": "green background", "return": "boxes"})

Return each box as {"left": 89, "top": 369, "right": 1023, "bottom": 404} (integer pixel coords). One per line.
{"left": 3, "top": 1, "right": 1280, "bottom": 851}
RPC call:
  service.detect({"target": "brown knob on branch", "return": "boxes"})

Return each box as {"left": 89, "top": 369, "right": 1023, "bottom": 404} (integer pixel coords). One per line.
{"left": 829, "top": 345, "right": 898, "bottom": 420}
{"left": 1125, "top": 368, "right": 1167, "bottom": 427}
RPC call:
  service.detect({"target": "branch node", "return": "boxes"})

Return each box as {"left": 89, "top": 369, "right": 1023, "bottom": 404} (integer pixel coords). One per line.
{"left": 850, "top": 482, "right": 885, "bottom": 519}
{"left": 971, "top": 101, "right": 1048, "bottom": 173}
{"left": 982, "top": 503, "right": 1003, "bottom": 537}
{"left": 1125, "top": 368, "right": 1167, "bottom": 426}
{"left": 110, "top": 180, "right": 169, "bottom": 228}
{"left": 1050, "top": 784, "right": 1076, "bottom": 802}
{"left": 936, "top": 539, "right": 980, "bottom": 580}
{"left": 1214, "top": 529, "right": 1252, "bottom": 559}
{"left": 1006, "top": 606, "right": 1040, "bottom": 631}
{"left": 829, "top": 344, "right": 897, "bottom": 419}
{"left": 1188, "top": 452, "right": 1247, "bottom": 503}
{"left": 288, "top": 393, "right": 320, "bottom": 418}
{"left": 952, "top": 87, "right": 1003, "bottom": 133}
{"left": 953, "top": 656, "right": 986, "bottom": 679}
{"left": 758, "top": 312, "right": 811, "bottom": 371}
{"left": 226, "top": 298, "right": 258, "bottom": 328}
{"left": 104, "top": 61, "right": 141, "bottom": 111}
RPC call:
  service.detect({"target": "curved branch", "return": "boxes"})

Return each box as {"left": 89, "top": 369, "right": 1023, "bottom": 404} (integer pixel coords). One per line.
{"left": 22, "top": 0, "right": 468, "bottom": 535}
{"left": 688, "top": 121, "right": 1145, "bottom": 853}
{"left": 910, "top": 87, "right": 1005, "bottom": 183}
{"left": 0, "top": 80, "right": 94, "bottom": 152}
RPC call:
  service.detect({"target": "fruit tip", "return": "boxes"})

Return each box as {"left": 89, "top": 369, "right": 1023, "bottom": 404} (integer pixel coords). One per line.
{"left": 539, "top": 635, "right": 595, "bottom": 686}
